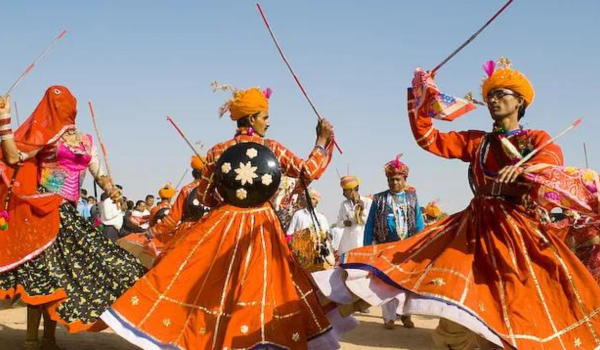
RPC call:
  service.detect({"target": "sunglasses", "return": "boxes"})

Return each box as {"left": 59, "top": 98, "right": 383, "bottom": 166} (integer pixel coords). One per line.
{"left": 485, "top": 90, "right": 518, "bottom": 102}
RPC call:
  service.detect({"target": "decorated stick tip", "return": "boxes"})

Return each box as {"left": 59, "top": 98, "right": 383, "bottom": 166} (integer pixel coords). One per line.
{"left": 57, "top": 30, "right": 68, "bottom": 39}
{"left": 574, "top": 118, "right": 583, "bottom": 126}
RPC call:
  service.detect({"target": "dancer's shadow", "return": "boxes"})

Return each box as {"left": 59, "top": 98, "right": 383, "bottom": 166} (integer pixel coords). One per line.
{"left": 339, "top": 317, "right": 437, "bottom": 349}
{"left": 0, "top": 311, "right": 138, "bottom": 350}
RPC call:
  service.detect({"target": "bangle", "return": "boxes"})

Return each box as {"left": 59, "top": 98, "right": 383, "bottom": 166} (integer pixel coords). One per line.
{"left": 0, "top": 115, "right": 12, "bottom": 140}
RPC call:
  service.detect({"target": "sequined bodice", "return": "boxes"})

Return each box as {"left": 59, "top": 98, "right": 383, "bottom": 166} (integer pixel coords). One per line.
{"left": 38, "top": 134, "right": 93, "bottom": 202}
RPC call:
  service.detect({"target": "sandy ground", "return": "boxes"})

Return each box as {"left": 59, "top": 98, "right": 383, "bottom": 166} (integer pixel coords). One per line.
{"left": 0, "top": 305, "right": 438, "bottom": 349}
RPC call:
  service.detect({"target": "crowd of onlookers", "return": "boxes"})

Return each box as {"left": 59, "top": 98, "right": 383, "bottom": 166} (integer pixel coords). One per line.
{"left": 76, "top": 188, "right": 155, "bottom": 242}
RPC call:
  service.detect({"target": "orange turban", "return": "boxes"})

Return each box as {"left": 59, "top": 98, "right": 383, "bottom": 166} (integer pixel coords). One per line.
{"left": 228, "top": 88, "right": 269, "bottom": 121}
{"left": 158, "top": 184, "right": 176, "bottom": 199}
{"left": 340, "top": 176, "right": 360, "bottom": 190}
{"left": 425, "top": 201, "right": 442, "bottom": 218}
{"left": 190, "top": 155, "right": 206, "bottom": 171}
{"left": 481, "top": 59, "right": 535, "bottom": 107}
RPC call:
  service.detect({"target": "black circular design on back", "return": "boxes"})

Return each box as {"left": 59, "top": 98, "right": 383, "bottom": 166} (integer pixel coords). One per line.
{"left": 215, "top": 142, "right": 282, "bottom": 208}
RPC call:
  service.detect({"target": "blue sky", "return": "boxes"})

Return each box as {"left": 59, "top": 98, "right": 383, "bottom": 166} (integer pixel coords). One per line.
{"left": 3, "top": 1, "right": 599, "bottom": 220}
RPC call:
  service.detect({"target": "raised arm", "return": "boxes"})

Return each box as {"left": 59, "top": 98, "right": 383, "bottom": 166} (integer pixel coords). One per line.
{"left": 0, "top": 96, "right": 41, "bottom": 164}
{"left": 408, "top": 89, "right": 484, "bottom": 162}
{"left": 269, "top": 119, "right": 334, "bottom": 182}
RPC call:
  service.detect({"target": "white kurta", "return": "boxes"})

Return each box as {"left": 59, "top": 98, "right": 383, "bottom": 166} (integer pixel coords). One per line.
{"left": 335, "top": 196, "right": 372, "bottom": 254}
{"left": 286, "top": 208, "right": 330, "bottom": 236}
{"left": 100, "top": 198, "right": 124, "bottom": 230}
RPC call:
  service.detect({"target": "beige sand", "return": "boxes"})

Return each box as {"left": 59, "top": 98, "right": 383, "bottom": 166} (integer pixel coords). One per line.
{"left": 0, "top": 306, "right": 439, "bottom": 349}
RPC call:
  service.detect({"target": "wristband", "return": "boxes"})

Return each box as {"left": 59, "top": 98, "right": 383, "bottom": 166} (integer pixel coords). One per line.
{"left": 0, "top": 113, "right": 12, "bottom": 140}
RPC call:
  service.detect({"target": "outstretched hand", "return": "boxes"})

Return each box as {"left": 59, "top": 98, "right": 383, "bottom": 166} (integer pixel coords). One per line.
{"left": 496, "top": 165, "right": 523, "bottom": 184}
{"left": 316, "top": 119, "right": 333, "bottom": 146}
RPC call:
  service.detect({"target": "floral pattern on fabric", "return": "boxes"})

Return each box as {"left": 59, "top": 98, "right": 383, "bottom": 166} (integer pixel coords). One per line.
{"left": 0, "top": 202, "right": 146, "bottom": 331}
{"left": 524, "top": 164, "right": 600, "bottom": 217}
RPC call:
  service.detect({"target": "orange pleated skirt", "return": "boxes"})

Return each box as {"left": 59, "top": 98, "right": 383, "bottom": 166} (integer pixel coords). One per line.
{"left": 103, "top": 203, "right": 333, "bottom": 349}
{"left": 342, "top": 197, "right": 600, "bottom": 349}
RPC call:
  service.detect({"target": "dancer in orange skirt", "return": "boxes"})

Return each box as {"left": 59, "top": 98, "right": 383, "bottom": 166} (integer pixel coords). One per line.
{"left": 314, "top": 59, "right": 600, "bottom": 349}
{"left": 150, "top": 154, "right": 209, "bottom": 246}
{"left": 0, "top": 87, "right": 146, "bottom": 349}
{"left": 102, "top": 86, "right": 355, "bottom": 349}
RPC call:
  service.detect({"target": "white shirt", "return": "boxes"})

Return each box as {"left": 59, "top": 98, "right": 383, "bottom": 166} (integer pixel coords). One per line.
{"left": 133, "top": 209, "right": 150, "bottom": 230}
{"left": 100, "top": 198, "right": 124, "bottom": 230}
{"left": 286, "top": 208, "right": 330, "bottom": 237}
{"left": 335, "top": 196, "right": 372, "bottom": 254}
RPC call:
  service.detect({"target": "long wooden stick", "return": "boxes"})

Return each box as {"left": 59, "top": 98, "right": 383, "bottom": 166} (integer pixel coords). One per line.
{"left": 515, "top": 118, "right": 582, "bottom": 168}
{"left": 166, "top": 116, "right": 205, "bottom": 163}
{"left": 88, "top": 101, "right": 115, "bottom": 183}
{"left": 174, "top": 169, "right": 189, "bottom": 191}
{"left": 5, "top": 30, "right": 67, "bottom": 96}
{"left": 334, "top": 166, "right": 342, "bottom": 179}
{"left": 430, "top": 0, "right": 514, "bottom": 75}
{"left": 256, "top": 2, "right": 343, "bottom": 154}
{"left": 584, "top": 142, "right": 590, "bottom": 169}
{"left": 13, "top": 102, "right": 20, "bottom": 127}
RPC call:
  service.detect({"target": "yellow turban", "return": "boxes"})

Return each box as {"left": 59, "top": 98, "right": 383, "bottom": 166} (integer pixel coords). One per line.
{"left": 425, "top": 201, "right": 442, "bottom": 218}
{"left": 158, "top": 184, "right": 176, "bottom": 199}
{"left": 228, "top": 88, "right": 269, "bottom": 121}
{"left": 481, "top": 59, "right": 535, "bottom": 107}
{"left": 340, "top": 175, "right": 360, "bottom": 190}
{"left": 190, "top": 155, "right": 206, "bottom": 171}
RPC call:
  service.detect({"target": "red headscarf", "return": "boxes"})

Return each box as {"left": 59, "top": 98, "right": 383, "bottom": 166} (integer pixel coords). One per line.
{"left": 0, "top": 86, "right": 77, "bottom": 274}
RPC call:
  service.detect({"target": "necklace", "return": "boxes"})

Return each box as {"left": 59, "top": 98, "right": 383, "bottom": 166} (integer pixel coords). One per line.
{"left": 61, "top": 130, "right": 87, "bottom": 154}
{"left": 480, "top": 123, "right": 533, "bottom": 177}
{"left": 389, "top": 193, "right": 408, "bottom": 240}
{"left": 235, "top": 127, "right": 255, "bottom": 136}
